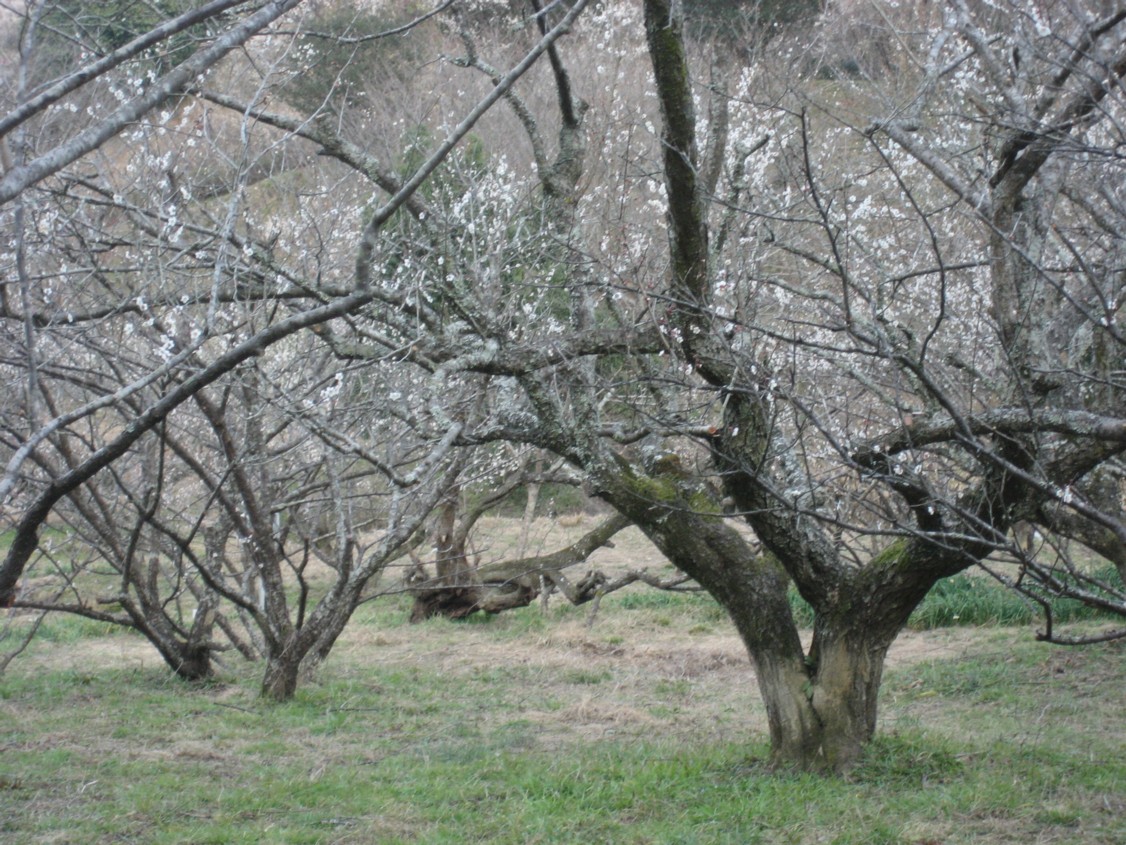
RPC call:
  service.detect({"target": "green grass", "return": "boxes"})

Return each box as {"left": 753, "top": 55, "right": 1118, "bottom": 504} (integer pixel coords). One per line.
{"left": 601, "top": 566, "right": 1120, "bottom": 632}
{"left": 906, "top": 568, "right": 1119, "bottom": 629}
{"left": 19, "top": 614, "right": 132, "bottom": 643}
{"left": 3, "top": 528, "right": 1123, "bottom": 843}
{"left": 782, "top": 567, "right": 1121, "bottom": 631}
{"left": 2, "top": 607, "right": 1123, "bottom": 844}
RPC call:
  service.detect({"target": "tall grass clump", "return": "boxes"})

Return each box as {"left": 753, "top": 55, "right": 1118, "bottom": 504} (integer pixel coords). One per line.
{"left": 784, "top": 568, "right": 1121, "bottom": 631}
{"left": 908, "top": 569, "right": 1120, "bottom": 629}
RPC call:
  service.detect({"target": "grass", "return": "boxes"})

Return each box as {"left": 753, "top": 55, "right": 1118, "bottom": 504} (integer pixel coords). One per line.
{"left": 906, "top": 567, "right": 1121, "bottom": 629}
{"left": 780, "top": 567, "right": 1122, "bottom": 631}
{"left": 2, "top": 522, "right": 1123, "bottom": 842}
{"left": 18, "top": 614, "right": 131, "bottom": 643}
{"left": 2, "top": 592, "right": 1124, "bottom": 844}
{"left": 605, "top": 560, "right": 1119, "bottom": 632}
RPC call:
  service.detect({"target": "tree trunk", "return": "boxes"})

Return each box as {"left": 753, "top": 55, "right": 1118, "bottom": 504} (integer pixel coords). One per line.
{"left": 518, "top": 476, "right": 541, "bottom": 558}
{"left": 808, "top": 634, "right": 890, "bottom": 771}
{"left": 591, "top": 457, "right": 842, "bottom": 767}
{"left": 120, "top": 570, "right": 217, "bottom": 682}
{"left": 597, "top": 455, "right": 911, "bottom": 771}
{"left": 134, "top": 631, "right": 215, "bottom": 681}
{"left": 748, "top": 625, "right": 893, "bottom": 772}
{"left": 167, "top": 644, "right": 214, "bottom": 683}
{"left": 256, "top": 582, "right": 365, "bottom": 701}
{"left": 751, "top": 650, "right": 823, "bottom": 766}
{"left": 410, "top": 488, "right": 484, "bottom": 621}
{"left": 261, "top": 653, "right": 301, "bottom": 701}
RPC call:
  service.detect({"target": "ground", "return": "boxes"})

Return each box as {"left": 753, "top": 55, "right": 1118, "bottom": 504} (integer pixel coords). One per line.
{"left": 1, "top": 519, "right": 1123, "bottom": 844}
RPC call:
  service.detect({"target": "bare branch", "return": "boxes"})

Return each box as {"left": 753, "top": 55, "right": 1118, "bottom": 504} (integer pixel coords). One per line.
{"left": 0, "top": 0, "right": 246, "bottom": 139}
{"left": 0, "top": 0, "right": 309, "bottom": 206}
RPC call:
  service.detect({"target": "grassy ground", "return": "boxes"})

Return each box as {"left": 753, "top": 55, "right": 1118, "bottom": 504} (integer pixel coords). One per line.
{"left": 2, "top": 586, "right": 1124, "bottom": 845}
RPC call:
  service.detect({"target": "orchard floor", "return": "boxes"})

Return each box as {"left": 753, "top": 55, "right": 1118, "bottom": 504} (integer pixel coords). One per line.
{"left": 2, "top": 520, "right": 1123, "bottom": 844}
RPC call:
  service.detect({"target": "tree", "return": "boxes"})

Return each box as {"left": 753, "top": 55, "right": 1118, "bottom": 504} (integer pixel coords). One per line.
{"left": 0, "top": 0, "right": 310, "bottom": 205}
{"left": 328, "top": 0, "right": 1124, "bottom": 770}
{"left": 643, "top": 0, "right": 1124, "bottom": 767}
{"left": 2, "top": 0, "right": 1122, "bottom": 772}
{"left": 0, "top": 0, "right": 593, "bottom": 698}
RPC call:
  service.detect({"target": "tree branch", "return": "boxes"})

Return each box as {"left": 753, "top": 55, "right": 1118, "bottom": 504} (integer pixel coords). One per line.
{"left": 0, "top": 0, "right": 309, "bottom": 206}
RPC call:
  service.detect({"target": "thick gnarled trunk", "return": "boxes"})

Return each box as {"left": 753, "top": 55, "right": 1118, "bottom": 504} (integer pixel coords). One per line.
{"left": 733, "top": 611, "right": 894, "bottom": 772}
{"left": 740, "top": 619, "right": 898, "bottom": 772}
{"left": 608, "top": 452, "right": 923, "bottom": 770}
{"left": 589, "top": 457, "right": 828, "bottom": 767}
{"left": 807, "top": 634, "right": 890, "bottom": 770}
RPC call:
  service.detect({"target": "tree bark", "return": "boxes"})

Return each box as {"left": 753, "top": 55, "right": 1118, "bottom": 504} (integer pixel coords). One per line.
{"left": 637, "top": 0, "right": 952, "bottom": 771}
{"left": 259, "top": 616, "right": 341, "bottom": 701}
{"left": 261, "top": 654, "right": 301, "bottom": 702}
{"left": 166, "top": 644, "right": 215, "bottom": 683}
{"left": 583, "top": 453, "right": 833, "bottom": 767}
{"left": 752, "top": 651, "right": 822, "bottom": 766}
{"left": 807, "top": 632, "right": 890, "bottom": 770}
{"left": 409, "top": 489, "right": 485, "bottom": 622}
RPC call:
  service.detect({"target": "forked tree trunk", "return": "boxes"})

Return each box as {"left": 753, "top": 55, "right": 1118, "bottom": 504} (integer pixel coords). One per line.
{"left": 721, "top": 594, "right": 890, "bottom": 772}
{"left": 753, "top": 560, "right": 933, "bottom": 771}
{"left": 646, "top": 486, "right": 917, "bottom": 771}
{"left": 258, "top": 586, "right": 362, "bottom": 701}
{"left": 591, "top": 464, "right": 842, "bottom": 769}
{"left": 744, "top": 623, "right": 895, "bottom": 772}
{"left": 259, "top": 628, "right": 326, "bottom": 701}
{"left": 120, "top": 567, "right": 217, "bottom": 682}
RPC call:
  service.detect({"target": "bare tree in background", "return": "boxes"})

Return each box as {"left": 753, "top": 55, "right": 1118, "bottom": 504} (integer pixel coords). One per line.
{"left": 0, "top": 0, "right": 591, "bottom": 698}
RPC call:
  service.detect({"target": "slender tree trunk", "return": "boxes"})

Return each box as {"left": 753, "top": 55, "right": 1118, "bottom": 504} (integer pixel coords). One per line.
{"left": 518, "top": 475, "right": 541, "bottom": 559}
{"left": 258, "top": 581, "right": 363, "bottom": 701}
{"left": 410, "top": 488, "right": 483, "bottom": 621}
{"left": 261, "top": 652, "right": 301, "bottom": 701}
{"left": 259, "top": 626, "right": 319, "bottom": 702}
